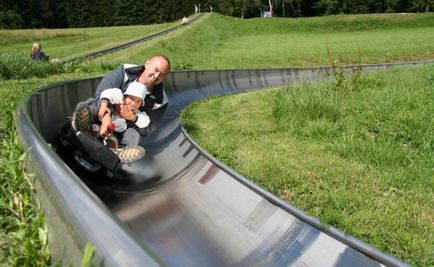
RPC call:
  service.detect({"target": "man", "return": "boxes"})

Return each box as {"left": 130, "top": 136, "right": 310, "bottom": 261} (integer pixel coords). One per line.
{"left": 73, "top": 55, "right": 171, "bottom": 138}
{"left": 95, "top": 55, "right": 171, "bottom": 138}
{"left": 70, "top": 55, "right": 170, "bottom": 166}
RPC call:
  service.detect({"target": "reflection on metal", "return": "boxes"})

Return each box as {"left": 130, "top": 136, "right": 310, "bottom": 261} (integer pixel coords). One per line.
{"left": 17, "top": 62, "right": 433, "bottom": 266}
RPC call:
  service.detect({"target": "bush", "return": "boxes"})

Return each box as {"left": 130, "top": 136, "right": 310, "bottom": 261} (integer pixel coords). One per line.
{"left": 0, "top": 10, "right": 24, "bottom": 29}
{"left": 0, "top": 52, "right": 65, "bottom": 80}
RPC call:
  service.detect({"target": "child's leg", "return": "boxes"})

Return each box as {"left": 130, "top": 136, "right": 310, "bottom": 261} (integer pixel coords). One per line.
{"left": 119, "top": 128, "right": 141, "bottom": 146}
{"left": 72, "top": 98, "right": 97, "bottom": 132}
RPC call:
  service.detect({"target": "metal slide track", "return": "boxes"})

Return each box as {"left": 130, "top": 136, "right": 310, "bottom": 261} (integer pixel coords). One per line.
{"left": 16, "top": 61, "right": 433, "bottom": 266}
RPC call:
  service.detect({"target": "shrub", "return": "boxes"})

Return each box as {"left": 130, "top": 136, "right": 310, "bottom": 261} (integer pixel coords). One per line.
{"left": 0, "top": 10, "right": 24, "bottom": 29}
{"left": 0, "top": 52, "right": 65, "bottom": 80}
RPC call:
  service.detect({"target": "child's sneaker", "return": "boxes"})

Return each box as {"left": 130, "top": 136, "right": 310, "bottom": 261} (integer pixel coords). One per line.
{"left": 113, "top": 145, "right": 145, "bottom": 164}
{"left": 71, "top": 102, "right": 92, "bottom": 133}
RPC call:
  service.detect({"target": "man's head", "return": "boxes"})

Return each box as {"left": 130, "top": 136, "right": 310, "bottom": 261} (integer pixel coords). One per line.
{"left": 138, "top": 55, "right": 171, "bottom": 90}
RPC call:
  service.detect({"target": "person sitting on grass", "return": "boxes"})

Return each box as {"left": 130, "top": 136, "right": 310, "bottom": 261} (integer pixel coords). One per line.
{"left": 30, "top": 42, "right": 48, "bottom": 62}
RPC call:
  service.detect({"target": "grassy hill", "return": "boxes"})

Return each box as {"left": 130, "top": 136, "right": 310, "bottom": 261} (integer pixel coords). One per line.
{"left": 0, "top": 22, "right": 177, "bottom": 61}
{"left": 92, "top": 12, "right": 434, "bottom": 69}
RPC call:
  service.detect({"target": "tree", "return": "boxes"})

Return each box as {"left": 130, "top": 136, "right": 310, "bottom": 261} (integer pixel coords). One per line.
{"left": 314, "top": 0, "right": 340, "bottom": 15}
{"left": 411, "top": 0, "right": 434, "bottom": 12}
{"left": 384, "top": 0, "right": 401, "bottom": 13}
{"left": 273, "top": 0, "right": 302, "bottom": 17}
{"left": 0, "top": 10, "right": 24, "bottom": 29}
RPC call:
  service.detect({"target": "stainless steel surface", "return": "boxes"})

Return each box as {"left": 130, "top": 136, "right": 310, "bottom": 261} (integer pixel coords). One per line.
{"left": 17, "top": 62, "right": 432, "bottom": 266}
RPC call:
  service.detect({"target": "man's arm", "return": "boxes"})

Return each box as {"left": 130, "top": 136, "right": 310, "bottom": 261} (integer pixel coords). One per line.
{"left": 97, "top": 88, "right": 124, "bottom": 120}
{"left": 134, "top": 103, "right": 168, "bottom": 136}
{"left": 136, "top": 84, "right": 168, "bottom": 136}
{"left": 132, "top": 110, "right": 150, "bottom": 129}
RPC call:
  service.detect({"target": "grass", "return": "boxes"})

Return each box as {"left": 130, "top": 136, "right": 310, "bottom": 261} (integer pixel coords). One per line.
{"left": 91, "top": 12, "right": 434, "bottom": 69}
{"left": 0, "top": 72, "right": 104, "bottom": 266}
{"left": 1, "top": 11, "right": 433, "bottom": 266}
{"left": 0, "top": 51, "right": 118, "bottom": 80}
{"left": 0, "top": 22, "right": 177, "bottom": 61}
{"left": 0, "top": 52, "right": 66, "bottom": 80}
{"left": 3, "top": 12, "right": 434, "bottom": 70}
{"left": 232, "top": 12, "right": 434, "bottom": 33}
{"left": 210, "top": 28, "right": 434, "bottom": 67}
{"left": 181, "top": 65, "right": 434, "bottom": 267}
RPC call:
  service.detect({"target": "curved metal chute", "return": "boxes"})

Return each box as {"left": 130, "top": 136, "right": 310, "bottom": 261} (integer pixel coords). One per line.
{"left": 17, "top": 62, "right": 432, "bottom": 266}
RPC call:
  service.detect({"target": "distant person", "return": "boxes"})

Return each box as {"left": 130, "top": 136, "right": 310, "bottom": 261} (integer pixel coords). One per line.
{"left": 71, "top": 55, "right": 171, "bottom": 150}
{"left": 181, "top": 16, "right": 189, "bottom": 25}
{"left": 30, "top": 42, "right": 48, "bottom": 62}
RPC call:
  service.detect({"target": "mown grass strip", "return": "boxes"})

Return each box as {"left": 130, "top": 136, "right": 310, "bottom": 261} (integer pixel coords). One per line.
{"left": 92, "top": 13, "right": 434, "bottom": 69}
{"left": 0, "top": 22, "right": 177, "bottom": 61}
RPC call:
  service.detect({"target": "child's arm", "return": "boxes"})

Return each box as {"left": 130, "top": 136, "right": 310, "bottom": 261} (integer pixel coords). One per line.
{"left": 98, "top": 88, "right": 123, "bottom": 120}
{"left": 132, "top": 110, "right": 150, "bottom": 129}
{"left": 99, "top": 112, "right": 112, "bottom": 138}
{"left": 119, "top": 106, "right": 150, "bottom": 129}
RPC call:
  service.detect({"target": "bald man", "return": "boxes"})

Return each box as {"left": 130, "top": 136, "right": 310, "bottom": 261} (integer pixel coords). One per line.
{"left": 93, "top": 55, "right": 171, "bottom": 140}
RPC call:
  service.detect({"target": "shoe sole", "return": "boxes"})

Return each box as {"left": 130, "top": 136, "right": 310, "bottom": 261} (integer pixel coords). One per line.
{"left": 116, "top": 145, "right": 145, "bottom": 164}
{"left": 72, "top": 102, "right": 92, "bottom": 132}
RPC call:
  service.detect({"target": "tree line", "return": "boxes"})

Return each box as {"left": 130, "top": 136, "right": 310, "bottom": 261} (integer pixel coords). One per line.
{"left": 0, "top": 0, "right": 432, "bottom": 29}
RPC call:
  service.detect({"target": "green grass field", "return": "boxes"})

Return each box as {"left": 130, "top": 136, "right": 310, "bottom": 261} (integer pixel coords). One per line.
{"left": 92, "top": 12, "right": 434, "bottom": 68}
{"left": 1, "top": 12, "right": 433, "bottom": 266}
{"left": 0, "top": 22, "right": 176, "bottom": 61}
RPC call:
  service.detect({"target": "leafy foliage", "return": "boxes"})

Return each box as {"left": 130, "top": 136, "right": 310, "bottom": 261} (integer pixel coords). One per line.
{"left": 0, "top": 73, "right": 103, "bottom": 266}
{"left": 0, "top": 79, "right": 51, "bottom": 266}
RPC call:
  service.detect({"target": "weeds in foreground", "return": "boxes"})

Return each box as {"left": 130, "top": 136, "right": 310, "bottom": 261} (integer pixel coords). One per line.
{"left": 80, "top": 243, "right": 96, "bottom": 267}
{"left": 0, "top": 52, "right": 64, "bottom": 80}
{"left": 0, "top": 52, "right": 118, "bottom": 81}
{"left": 0, "top": 128, "right": 51, "bottom": 266}
{"left": 0, "top": 78, "right": 51, "bottom": 266}
{"left": 327, "top": 44, "right": 362, "bottom": 92}
{"left": 0, "top": 73, "right": 103, "bottom": 266}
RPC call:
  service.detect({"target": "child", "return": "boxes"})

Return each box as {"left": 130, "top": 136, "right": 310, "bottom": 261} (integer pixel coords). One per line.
{"left": 72, "top": 81, "right": 150, "bottom": 148}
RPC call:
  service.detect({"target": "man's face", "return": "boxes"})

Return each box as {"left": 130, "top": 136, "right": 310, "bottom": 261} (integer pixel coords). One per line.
{"left": 140, "top": 57, "right": 170, "bottom": 89}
